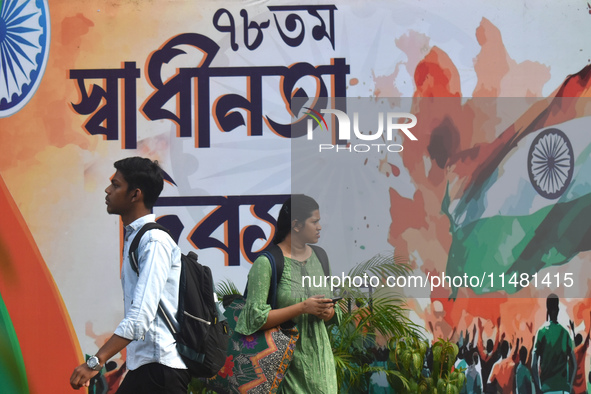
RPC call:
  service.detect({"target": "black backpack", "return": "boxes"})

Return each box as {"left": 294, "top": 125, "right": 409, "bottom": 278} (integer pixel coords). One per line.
{"left": 129, "top": 222, "right": 229, "bottom": 378}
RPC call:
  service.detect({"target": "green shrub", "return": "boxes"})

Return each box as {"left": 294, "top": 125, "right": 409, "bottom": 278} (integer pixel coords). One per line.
{"left": 388, "top": 336, "right": 465, "bottom": 394}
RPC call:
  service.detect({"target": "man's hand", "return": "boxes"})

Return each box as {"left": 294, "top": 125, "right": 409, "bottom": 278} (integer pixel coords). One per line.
{"left": 69, "top": 334, "right": 131, "bottom": 390}
{"left": 70, "top": 363, "right": 99, "bottom": 390}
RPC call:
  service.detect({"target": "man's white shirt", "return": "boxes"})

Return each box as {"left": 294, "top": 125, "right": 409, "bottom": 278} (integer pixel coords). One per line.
{"left": 114, "top": 214, "right": 186, "bottom": 371}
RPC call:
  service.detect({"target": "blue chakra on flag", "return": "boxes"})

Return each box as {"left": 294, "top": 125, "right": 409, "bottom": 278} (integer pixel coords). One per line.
{"left": 0, "top": 0, "right": 50, "bottom": 118}
{"left": 527, "top": 128, "right": 574, "bottom": 200}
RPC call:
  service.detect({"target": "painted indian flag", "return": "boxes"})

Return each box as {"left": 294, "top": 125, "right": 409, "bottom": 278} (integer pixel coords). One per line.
{"left": 443, "top": 115, "right": 591, "bottom": 295}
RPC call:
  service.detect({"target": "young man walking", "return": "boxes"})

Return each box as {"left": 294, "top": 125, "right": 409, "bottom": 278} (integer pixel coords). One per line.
{"left": 70, "top": 157, "right": 190, "bottom": 393}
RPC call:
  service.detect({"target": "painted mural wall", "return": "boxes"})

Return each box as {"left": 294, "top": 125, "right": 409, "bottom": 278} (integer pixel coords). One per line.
{"left": 1, "top": 0, "right": 591, "bottom": 392}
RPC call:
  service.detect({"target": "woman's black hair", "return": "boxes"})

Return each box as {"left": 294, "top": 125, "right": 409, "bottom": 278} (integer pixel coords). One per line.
{"left": 272, "top": 194, "right": 319, "bottom": 244}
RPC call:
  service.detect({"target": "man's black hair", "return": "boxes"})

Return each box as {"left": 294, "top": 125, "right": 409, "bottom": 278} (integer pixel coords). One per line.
{"left": 114, "top": 157, "right": 164, "bottom": 209}
{"left": 546, "top": 293, "right": 559, "bottom": 322}
{"left": 519, "top": 346, "right": 528, "bottom": 364}
{"left": 486, "top": 338, "right": 494, "bottom": 353}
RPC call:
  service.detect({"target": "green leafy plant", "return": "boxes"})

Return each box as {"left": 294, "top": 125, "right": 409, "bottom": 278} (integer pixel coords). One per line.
{"left": 215, "top": 279, "right": 242, "bottom": 300}
{"left": 388, "top": 336, "right": 465, "bottom": 394}
{"left": 327, "top": 252, "right": 423, "bottom": 392}
{"left": 187, "top": 378, "right": 217, "bottom": 394}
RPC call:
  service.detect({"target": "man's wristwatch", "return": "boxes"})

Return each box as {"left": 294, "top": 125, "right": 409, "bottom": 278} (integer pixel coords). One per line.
{"left": 86, "top": 355, "right": 102, "bottom": 371}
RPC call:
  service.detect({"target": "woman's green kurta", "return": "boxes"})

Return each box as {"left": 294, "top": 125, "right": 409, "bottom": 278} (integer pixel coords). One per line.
{"left": 235, "top": 250, "right": 338, "bottom": 394}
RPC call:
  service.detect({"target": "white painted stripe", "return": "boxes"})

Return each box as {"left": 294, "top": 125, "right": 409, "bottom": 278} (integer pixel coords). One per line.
{"left": 451, "top": 116, "right": 591, "bottom": 227}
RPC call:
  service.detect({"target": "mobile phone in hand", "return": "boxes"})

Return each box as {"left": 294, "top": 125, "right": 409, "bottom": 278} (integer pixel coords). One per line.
{"left": 329, "top": 296, "right": 343, "bottom": 303}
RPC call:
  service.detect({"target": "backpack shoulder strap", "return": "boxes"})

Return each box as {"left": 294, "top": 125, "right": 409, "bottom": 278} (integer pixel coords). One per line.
{"left": 261, "top": 243, "right": 284, "bottom": 309}
{"left": 310, "top": 244, "right": 330, "bottom": 276}
{"left": 263, "top": 243, "right": 285, "bottom": 284}
{"left": 245, "top": 244, "right": 329, "bottom": 306}
{"left": 244, "top": 243, "right": 284, "bottom": 309}
{"left": 128, "top": 222, "right": 170, "bottom": 275}
{"left": 266, "top": 244, "right": 328, "bottom": 278}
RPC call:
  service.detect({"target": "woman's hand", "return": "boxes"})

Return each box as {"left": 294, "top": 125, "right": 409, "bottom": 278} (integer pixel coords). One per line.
{"left": 319, "top": 306, "right": 335, "bottom": 321}
{"left": 301, "top": 295, "right": 333, "bottom": 318}
{"left": 260, "top": 295, "right": 334, "bottom": 330}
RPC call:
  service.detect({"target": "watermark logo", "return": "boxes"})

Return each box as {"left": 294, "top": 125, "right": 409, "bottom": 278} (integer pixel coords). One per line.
{"left": 304, "top": 107, "right": 328, "bottom": 131}
{"left": 306, "top": 109, "right": 417, "bottom": 153}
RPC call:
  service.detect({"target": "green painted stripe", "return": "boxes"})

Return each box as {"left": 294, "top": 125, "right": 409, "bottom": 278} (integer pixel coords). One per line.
{"left": 446, "top": 192, "right": 591, "bottom": 294}
{"left": 0, "top": 293, "right": 29, "bottom": 394}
